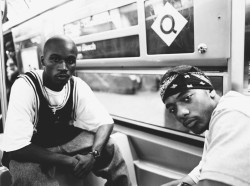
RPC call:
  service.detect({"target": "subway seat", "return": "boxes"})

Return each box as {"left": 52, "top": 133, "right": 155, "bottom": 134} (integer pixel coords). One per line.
{"left": 0, "top": 132, "right": 137, "bottom": 186}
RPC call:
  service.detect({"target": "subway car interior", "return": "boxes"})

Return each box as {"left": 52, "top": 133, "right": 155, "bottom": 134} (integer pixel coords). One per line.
{"left": 0, "top": 0, "right": 249, "bottom": 185}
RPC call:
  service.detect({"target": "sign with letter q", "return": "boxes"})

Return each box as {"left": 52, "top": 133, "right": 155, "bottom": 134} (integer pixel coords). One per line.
{"left": 151, "top": 2, "right": 188, "bottom": 46}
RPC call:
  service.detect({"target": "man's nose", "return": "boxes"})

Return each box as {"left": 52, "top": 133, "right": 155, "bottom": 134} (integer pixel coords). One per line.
{"left": 176, "top": 105, "right": 189, "bottom": 119}
{"left": 59, "top": 60, "right": 68, "bottom": 70}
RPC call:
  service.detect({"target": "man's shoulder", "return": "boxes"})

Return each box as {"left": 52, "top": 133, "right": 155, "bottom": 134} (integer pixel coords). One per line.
{"left": 12, "top": 70, "right": 43, "bottom": 92}
{"left": 72, "top": 76, "right": 90, "bottom": 88}
{"left": 9, "top": 73, "right": 37, "bottom": 101}
{"left": 18, "top": 70, "right": 42, "bottom": 80}
{"left": 219, "top": 91, "right": 249, "bottom": 105}
{"left": 13, "top": 74, "right": 32, "bottom": 87}
{"left": 215, "top": 91, "right": 250, "bottom": 116}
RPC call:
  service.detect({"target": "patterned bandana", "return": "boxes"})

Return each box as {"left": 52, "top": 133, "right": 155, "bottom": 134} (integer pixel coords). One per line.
{"left": 160, "top": 65, "right": 213, "bottom": 103}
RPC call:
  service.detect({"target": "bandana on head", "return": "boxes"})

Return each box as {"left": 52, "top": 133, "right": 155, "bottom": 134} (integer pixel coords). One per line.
{"left": 160, "top": 65, "right": 214, "bottom": 103}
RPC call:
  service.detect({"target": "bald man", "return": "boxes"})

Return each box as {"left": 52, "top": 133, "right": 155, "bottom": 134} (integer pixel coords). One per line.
{"left": 1, "top": 35, "right": 131, "bottom": 186}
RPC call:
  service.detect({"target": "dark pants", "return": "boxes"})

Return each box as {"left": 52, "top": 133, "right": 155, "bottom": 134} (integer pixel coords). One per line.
{"left": 9, "top": 133, "right": 132, "bottom": 186}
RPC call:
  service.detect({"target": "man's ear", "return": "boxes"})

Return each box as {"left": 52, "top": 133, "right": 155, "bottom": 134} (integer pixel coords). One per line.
{"left": 209, "top": 90, "right": 216, "bottom": 98}
{"left": 41, "top": 56, "right": 45, "bottom": 66}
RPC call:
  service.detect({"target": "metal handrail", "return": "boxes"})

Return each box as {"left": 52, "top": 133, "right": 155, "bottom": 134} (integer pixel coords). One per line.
{"left": 0, "top": 0, "right": 8, "bottom": 130}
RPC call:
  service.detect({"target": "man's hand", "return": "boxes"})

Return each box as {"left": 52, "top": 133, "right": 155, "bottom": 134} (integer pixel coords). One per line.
{"left": 161, "top": 176, "right": 196, "bottom": 186}
{"left": 72, "top": 153, "right": 95, "bottom": 178}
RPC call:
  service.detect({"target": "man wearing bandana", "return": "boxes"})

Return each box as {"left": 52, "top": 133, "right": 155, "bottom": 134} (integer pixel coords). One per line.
{"left": 160, "top": 65, "right": 250, "bottom": 186}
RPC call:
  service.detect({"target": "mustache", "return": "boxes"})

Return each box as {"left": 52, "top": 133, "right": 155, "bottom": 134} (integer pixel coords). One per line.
{"left": 56, "top": 73, "right": 70, "bottom": 76}
{"left": 183, "top": 118, "right": 197, "bottom": 127}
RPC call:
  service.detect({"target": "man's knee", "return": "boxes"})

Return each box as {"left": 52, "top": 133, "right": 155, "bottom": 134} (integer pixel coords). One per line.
{"left": 104, "top": 138, "right": 116, "bottom": 152}
{"left": 102, "top": 138, "right": 123, "bottom": 158}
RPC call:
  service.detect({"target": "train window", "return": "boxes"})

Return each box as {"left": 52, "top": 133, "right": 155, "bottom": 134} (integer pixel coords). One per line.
{"left": 15, "top": 36, "right": 42, "bottom": 50}
{"left": 20, "top": 47, "right": 40, "bottom": 73}
{"left": 76, "top": 35, "right": 140, "bottom": 59}
{"left": 63, "top": 2, "right": 138, "bottom": 38}
{"left": 145, "top": 0, "right": 194, "bottom": 55}
{"left": 76, "top": 70, "right": 224, "bottom": 134}
{"left": 13, "top": 36, "right": 43, "bottom": 73}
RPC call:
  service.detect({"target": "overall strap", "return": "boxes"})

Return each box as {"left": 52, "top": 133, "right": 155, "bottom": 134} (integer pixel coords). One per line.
{"left": 19, "top": 71, "right": 42, "bottom": 133}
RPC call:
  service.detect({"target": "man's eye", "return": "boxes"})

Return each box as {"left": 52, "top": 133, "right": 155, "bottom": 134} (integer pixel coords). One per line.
{"left": 183, "top": 95, "right": 192, "bottom": 102}
{"left": 168, "top": 106, "right": 176, "bottom": 114}
{"left": 66, "top": 58, "right": 76, "bottom": 65}
{"left": 50, "top": 56, "right": 61, "bottom": 62}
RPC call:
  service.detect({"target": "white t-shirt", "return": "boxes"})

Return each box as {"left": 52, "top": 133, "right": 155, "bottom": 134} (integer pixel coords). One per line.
{"left": 1, "top": 70, "right": 113, "bottom": 152}
{"left": 188, "top": 91, "right": 250, "bottom": 186}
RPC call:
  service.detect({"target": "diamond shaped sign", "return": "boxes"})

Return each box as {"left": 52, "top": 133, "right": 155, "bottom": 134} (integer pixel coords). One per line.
{"left": 151, "top": 2, "right": 188, "bottom": 46}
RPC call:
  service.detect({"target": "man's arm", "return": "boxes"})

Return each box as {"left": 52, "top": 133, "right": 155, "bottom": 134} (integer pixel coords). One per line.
{"left": 73, "top": 124, "right": 114, "bottom": 178}
{"left": 9, "top": 143, "right": 78, "bottom": 169}
{"left": 55, "top": 124, "right": 114, "bottom": 155}
{"left": 91, "top": 123, "right": 114, "bottom": 153}
{"left": 49, "top": 124, "right": 114, "bottom": 178}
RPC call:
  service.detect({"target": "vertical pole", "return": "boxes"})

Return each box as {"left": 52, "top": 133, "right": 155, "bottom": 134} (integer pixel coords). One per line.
{"left": 0, "top": 2, "right": 8, "bottom": 130}
{"left": 229, "top": 0, "right": 246, "bottom": 92}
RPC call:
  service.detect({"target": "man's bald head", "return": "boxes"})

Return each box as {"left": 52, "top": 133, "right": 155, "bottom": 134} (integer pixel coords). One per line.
{"left": 43, "top": 35, "right": 78, "bottom": 56}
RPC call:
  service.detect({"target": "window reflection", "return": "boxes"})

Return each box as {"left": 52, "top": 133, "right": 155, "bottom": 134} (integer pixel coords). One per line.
{"left": 76, "top": 71, "right": 170, "bottom": 128}
{"left": 145, "top": 0, "right": 194, "bottom": 54}
{"left": 64, "top": 3, "right": 138, "bottom": 38}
